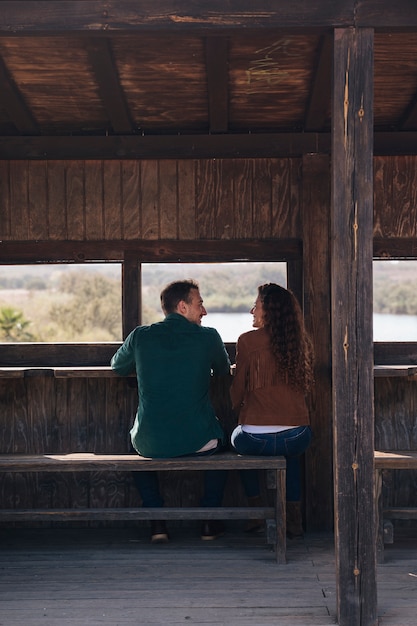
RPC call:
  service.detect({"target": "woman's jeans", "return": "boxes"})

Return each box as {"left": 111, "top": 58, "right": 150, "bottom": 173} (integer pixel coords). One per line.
{"left": 132, "top": 441, "right": 228, "bottom": 508}
{"left": 231, "top": 425, "right": 312, "bottom": 502}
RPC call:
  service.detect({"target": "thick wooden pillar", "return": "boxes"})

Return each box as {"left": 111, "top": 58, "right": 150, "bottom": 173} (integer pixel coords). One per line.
{"left": 332, "top": 29, "right": 377, "bottom": 626}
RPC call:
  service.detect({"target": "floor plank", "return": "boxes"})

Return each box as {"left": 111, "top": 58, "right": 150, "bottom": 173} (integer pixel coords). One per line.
{"left": 0, "top": 524, "right": 416, "bottom": 625}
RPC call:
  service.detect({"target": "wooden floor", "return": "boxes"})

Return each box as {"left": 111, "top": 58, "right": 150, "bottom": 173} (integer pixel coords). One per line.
{"left": 0, "top": 523, "right": 416, "bottom": 625}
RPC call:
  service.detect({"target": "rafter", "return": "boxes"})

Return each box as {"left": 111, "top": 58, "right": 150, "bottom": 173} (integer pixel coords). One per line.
{"left": 0, "top": 54, "right": 38, "bottom": 134}
{"left": 85, "top": 38, "right": 133, "bottom": 134}
{"left": 304, "top": 34, "right": 332, "bottom": 131}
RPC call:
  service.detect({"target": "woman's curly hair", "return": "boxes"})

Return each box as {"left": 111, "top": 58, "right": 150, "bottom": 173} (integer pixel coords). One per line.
{"left": 258, "top": 283, "right": 314, "bottom": 393}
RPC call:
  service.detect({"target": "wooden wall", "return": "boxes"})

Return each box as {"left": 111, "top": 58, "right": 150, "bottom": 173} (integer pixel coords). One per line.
{"left": 0, "top": 372, "right": 246, "bottom": 519}
{"left": 0, "top": 156, "right": 304, "bottom": 526}
{"left": 374, "top": 155, "right": 417, "bottom": 531}
{"left": 374, "top": 156, "right": 417, "bottom": 238}
{"left": 1, "top": 154, "right": 417, "bottom": 530}
{"left": 0, "top": 158, "right": 301, "bottom": 241}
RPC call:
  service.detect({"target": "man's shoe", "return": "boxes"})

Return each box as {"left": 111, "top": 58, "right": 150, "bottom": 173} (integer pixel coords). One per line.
{"left": 244, "top": 519, "right": 265, "bottom": 533}
{"left": 201, "top": 520, "right": 225, "bottom": 540}
{"left": 150, "top": 520, "right": 169, "bottom": 544}
{"left": 286, "top": 501, "right": 304, "bottom": 539}
{"left": 244, "top": 495, "right": 264, "bottom": 533}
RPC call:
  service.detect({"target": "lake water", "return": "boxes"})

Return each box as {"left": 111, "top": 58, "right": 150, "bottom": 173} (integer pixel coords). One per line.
{"left": 373, "top": 313, "right": 417, "bottom": 342}
{"left": 204, "top": 312, "right": 417, "bottom": 343}
{"left": 204, "top": 313, "right": 254, "bottom": 342}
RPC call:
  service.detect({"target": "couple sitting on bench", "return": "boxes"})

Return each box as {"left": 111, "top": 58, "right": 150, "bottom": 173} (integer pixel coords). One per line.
{"left": 111, "top": 279, "right": 313, "bottom": 543}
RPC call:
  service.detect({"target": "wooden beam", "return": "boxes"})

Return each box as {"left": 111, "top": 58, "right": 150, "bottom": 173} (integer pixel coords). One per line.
{"left": 374, "top": 131, "right": 417, "bottom": 154}
{"left": 304, "top": 34, "right": 332, "bottom": 131}
{"left": 205, "top": 37, "right": 229, "bottom": 133}
{"left": 0, "top": 1, "right": 354, "bottom": 33}
{"left": 1, "top": 1, "right": 416, "bottom": 32}
{"left": 331, "top": 28, "right": 377, "bottom": 626}
{"left": 373, "top": 237, "right": 417, "bottom": 258}
{"left": 122, "top": 253, "right": 141, "bottom": 337}
{"left": 1, "top": 132, "right": 416, "bottom": 159}
{"left": 85, "top": 38, "right": 133, "bottom": 134}
{"left": 0, "top": 132, "right": 332, "bottom": 159}
{"left": 302, "top": 154, "right": 333, "bottom": 531}
{"left": 0, "top": 54, "right": 38, "bottom": 133}
{"left": 400, "top": 91, "right": 417, "bottom": 131}
{"left": 355, "top": 0, "right": 417, "bottom": 28}
{"left": 0, "top": 238, "right": 302, "bottom": 263}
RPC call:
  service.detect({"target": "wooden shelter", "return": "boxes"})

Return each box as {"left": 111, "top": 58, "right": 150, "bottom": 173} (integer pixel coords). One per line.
{"left": 1, "top": 2, "right": 417, "bottom": 624}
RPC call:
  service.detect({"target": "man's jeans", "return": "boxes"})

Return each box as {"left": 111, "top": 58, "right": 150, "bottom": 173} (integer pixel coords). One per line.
{"left": 231, "top": 425, "right": 312, "bottom": 502}
{"left": 132, "top": 441, "right": 227, "bottom": 508}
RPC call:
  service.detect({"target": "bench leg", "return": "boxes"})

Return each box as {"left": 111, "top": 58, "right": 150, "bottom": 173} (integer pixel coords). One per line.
{"left": 375, "top": 468, "right": 384, "bottom": 564}
{"left": 267, "top": 468, "right": 286, "bottom": 563}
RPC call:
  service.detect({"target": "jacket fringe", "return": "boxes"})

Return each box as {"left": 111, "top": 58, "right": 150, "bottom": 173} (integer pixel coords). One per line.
{"left": 247, "top": 350, "right": 285, "bottom": 391}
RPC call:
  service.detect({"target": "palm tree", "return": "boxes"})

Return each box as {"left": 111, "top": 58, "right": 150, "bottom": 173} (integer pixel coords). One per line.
{"left": 0, "top": 307, "right": 35, "bottom": 341}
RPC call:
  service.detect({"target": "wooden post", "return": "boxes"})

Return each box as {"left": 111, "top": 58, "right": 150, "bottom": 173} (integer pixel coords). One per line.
{"left": 122, "top": 253, "right": 141, "bottom": 338}
{"left": 302, "top": 154, "right": 333, "bottom": 531}
{"left": 332, "top": 29, "right": 377, "bottom": 626}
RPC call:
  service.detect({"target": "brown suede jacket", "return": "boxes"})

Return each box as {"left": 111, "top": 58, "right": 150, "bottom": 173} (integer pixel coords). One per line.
{"left": 230, "top": 327, "right": 310, "bottom": 427}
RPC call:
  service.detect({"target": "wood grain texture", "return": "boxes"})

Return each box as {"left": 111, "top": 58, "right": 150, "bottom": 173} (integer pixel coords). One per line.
{"left": 85, "top": 161, "right": 104, "bottom": 240}
{"left": 9, "top": 161, "right": 29, "bottom": 240}
{"left": 302, "top": 154, "right": 332, "bottom": 531}
{"left": 66, "top": 160, "right": 85, "bottom": 240}
{"left": 331, "top": 27, "right": 376, "bottom": 626}
{"left": 28, "top": 161, "right": 48, "bottom": 239}
{"left": 4, "top": 155, "right": 417, "bottom": 244}
{"left": 47, "top": 160, "right": 67, "bottom": 239}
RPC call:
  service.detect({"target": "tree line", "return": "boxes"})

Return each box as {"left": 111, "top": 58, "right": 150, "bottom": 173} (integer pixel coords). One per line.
{"left": 0, "top": 261, "right": 416, "bottom": 341}
{"left": 0, "top": 263, "right": 286, "bottom": 341}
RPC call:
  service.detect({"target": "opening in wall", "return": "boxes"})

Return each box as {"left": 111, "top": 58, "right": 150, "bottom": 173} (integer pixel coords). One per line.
{"left": 0, "top": 261, "right": 287, "bottom": 344}
{"left": 373, "top": 260, "right": 417, "bottom": 341}
{"left": 0, "top": 263, "right": 122, "bottom": 342}
{"left": 142, "top": 262, "right": 287, "bottom": 342}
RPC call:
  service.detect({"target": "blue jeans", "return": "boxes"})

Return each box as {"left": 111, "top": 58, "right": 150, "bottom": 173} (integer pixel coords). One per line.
{"left": 132, "top": 441, "right": 228, "bottom": 508}
{"left": 231, "top": 425, "right": 312, "bottom": 502}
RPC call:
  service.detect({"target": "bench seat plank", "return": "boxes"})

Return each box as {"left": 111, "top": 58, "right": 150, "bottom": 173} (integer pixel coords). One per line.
{"left": 53, "top": 367, "right": 122, "bottom": 378}
{"left": 374, "top": 450, "right": 417, "bottom": 562}
{"left": 373, "top": 365, "right": 417, "bottom": 377}
{"left": 0, "top": 506, "right": 276, "bottom": 522}
{"left": 0, "top": 451, "right": 286, "bottom": 563}
{"left": 0, "top": 452, "right": 286, "bottom": 473}
{"left": 374, "top": 450, "right": 417, "bottom": 469}
{"left": 383, "top": 507, "right": 417, "bottom": 519}
{"left": 2, "top": 364, "right": 414, "bottom": 378}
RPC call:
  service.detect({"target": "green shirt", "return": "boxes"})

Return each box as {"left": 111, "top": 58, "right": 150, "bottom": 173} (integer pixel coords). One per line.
{"left": 111, "top": 313, "right": 231, "bottom": 458}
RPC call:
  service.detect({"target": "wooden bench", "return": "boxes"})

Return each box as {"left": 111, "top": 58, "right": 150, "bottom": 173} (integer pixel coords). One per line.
{"left": 374, "top": 450, "right": 417, "bottom": 562}
{"left": 0, "top": 451, "right": 287, "bottom": 563}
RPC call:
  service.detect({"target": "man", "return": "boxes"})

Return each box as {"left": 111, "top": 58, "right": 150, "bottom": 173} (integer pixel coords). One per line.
{"left": 111, "top": 279, "right": 231, "bottom": 543}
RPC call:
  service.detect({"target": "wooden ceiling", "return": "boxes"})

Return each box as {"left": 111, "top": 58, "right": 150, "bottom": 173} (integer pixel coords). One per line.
{"left": 0, "top": 1, "right": 417, "bottom": 158}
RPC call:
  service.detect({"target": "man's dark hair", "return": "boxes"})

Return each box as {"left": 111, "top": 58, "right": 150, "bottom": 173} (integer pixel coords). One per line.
{"left": 160, "top": 279, "right": 199, "bottom": 314}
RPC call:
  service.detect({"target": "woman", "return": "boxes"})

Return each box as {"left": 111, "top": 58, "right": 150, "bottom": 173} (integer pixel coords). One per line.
{"left": 230, "top": 283, "right": 314, "bottom": 538}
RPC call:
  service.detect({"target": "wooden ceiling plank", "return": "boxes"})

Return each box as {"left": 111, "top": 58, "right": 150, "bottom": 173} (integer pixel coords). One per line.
{"left": 0, "top": 54, "right": 38, "bottom": 133}
{"left": 86, "top": 38, "right": 133, "bottom": 134}
{"left": 205, "top": 37, "right": 229, "bottom": 133}
{"left": 304, "top": 34, "right": 332, "bottom": 131}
